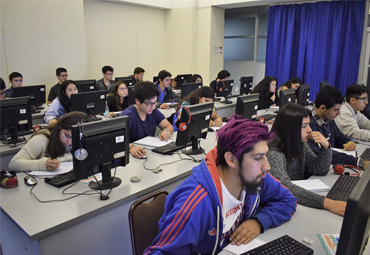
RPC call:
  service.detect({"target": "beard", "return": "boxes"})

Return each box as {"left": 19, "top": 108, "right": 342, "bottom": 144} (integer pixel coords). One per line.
{"left": 238, "top": 167, "right": 264, "bottom": 194}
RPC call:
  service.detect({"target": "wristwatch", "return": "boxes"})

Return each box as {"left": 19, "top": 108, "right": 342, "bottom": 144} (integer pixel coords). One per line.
{"left": 358, "top": 158, "right": 365, "bottom": 170}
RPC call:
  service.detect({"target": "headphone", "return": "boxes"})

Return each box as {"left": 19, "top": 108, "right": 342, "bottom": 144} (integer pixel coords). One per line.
{"left": 74, "top": 122, "right": 88, "bottom": 161}
{"left": 176, "top": 106, "right": 191, "bottom": 132}
{"left": 216, "top": 80, "right": 225, "bottom": 92}
{"left": 333, "top": 164, "right": 361, "bottom": 176}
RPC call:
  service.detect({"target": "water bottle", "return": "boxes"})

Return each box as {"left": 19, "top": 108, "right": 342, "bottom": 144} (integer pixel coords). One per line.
{"left": 104, "top": 101, "right": 109, "bottom": 118}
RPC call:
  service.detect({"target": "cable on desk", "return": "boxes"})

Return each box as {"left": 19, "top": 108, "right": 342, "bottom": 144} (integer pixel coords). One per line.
{"left": 142, "top": 151, "right": 198, "bottom": 171}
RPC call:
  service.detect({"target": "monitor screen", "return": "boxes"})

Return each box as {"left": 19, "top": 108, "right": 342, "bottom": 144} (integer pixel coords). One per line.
{"left": 279, "top": 88, "right": 296, "bottom": 108}
{"left": 70, "top": 91, "right": 106, "bottom": 119}
{"left": 0, "top": 97, "right": 33, "bottom": 145}
{"left": 216, "top": 80, "right": 234, "bottom": 104}
{"left": 175, "top": 74, "right": 192, "bottom": 89}
{"left": 115, "top": 77, "right": 134, "bottom": 86}
{"left": 74, "top": 79, "right": 97, "bottom": 92}
{"left": 320, "top": 81, "right": 329, "bottom": 90}
{"left": 181, "top": 83, "right": 202, "bottom": 99}
{"left": 235, "top": 94, "right": 259, "bottom": 120}
{"left": 336, "top": 167, "right": 370, "bottom": 255}
{"left": 175, "top": 102, "right": 214, "bottom": 155}
{"left": 127, "top": 85, "right": 135, "bottom": 106}
{"left": 71, "top": 116, "right": 130, "bottom": 191}
{"left": 153, "top": 76, "right": 159, "bottom": 83}
{"left": 239, "top": 76, "right": 253, "bottom": 95}
{"left": 13, "top": 85, "right": 46, "bottom": 111}
{"left": 296, "top": 84, "right": 310, "bottom": 106}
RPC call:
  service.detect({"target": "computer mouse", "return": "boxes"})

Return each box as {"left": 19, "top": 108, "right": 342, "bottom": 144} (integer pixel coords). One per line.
{"left": 130, "top": 176, "right": 141, "bottom": 182}
{"left": 153, "top": 168, "right": 162, "bottom": 173}
{"left": 140, "top": 154, "right": 147, "bottom": 159}
{"left": 208, "top": 127, "right": 214, "bottom": 132}
{"left": 24, "top": 176, "right": 37, "bottom": 186}
{"left": 222, "top": 117, "right": 229, "bottom": 122}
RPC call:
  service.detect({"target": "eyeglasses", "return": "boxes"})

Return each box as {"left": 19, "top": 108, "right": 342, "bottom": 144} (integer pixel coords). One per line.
{"left": 142, "top": 101, "right": 158, "bottom": 107}
{"left": 59, "top": 75, "right": 68, "bottom": 77}
{"left": 105, "top": 73, "right": 114, "bottom": 76}
{"left": 354, "top": 97, "right": 369, "bottom": 101}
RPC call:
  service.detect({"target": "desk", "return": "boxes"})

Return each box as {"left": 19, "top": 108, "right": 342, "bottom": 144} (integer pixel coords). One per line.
{"left": 0, "top": 132, "right": 216, "bottom": 255}
{"left": 32, "top": 104, "right": 48, "bottom": 125}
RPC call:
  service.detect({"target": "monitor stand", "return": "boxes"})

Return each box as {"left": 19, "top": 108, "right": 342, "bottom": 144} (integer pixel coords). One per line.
{"left": 2, "top": 127, "right": 26, "bottom": 146}
{"left": 183, "top": 137, "right": 204, "bottom": 155}
{"left": 221, "top": 95, "right": 233, "bottom": 104}
{"left": 89, "top": 162, "right": 122, "bottom": 192}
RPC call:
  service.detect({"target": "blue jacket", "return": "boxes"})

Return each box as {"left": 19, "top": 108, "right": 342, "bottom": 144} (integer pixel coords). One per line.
{"left": 144, "top": 147, "right": 297, "bottom": 255}
{"left": 43, "top": 97, "right": 67, "bottom": 123}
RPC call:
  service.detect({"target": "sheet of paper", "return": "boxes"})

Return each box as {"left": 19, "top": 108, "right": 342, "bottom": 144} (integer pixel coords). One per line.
{"left": 292, "top": 179, "right": 330, "bottom": 192}
{"left": 209, "top": 122, "right": 227, "bottom": 131}
{"left": 29, "top": 162, "right": 73, "bottom": 176}
{"left": 332, "top": 148, "right": 356, "bottom": 157}
{"left": 224, "top": 238, "right": 266, "bottom": 254}
{"left": 134, "top": 136, "right": 174, "bottom": 148}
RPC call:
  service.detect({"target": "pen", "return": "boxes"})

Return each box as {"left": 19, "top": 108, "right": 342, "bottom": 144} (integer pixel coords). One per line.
{"left": 344, "top": 137, "right": 355, "bottom": 151}
{"left": 318, "top": 137, "right": 330, "bottom": 148}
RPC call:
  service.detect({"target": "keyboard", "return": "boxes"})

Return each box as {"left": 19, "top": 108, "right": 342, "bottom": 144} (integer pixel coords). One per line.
{"left": 259, "top": 114, "right": 276, "bottom": 121}
{"left": 241, "top": 235, "right": 313, "bottom": 255}
{"left": 152, "top": 142, "right": 190, "bottom": 155}
{"left": 326, "top": 174, "right": 360, "bottom": 201}
{"left": 360, "top": 148, "right": 370, "bottom": 161}
{"left": 44, "top": 171, "right": 76, "bottom": 188}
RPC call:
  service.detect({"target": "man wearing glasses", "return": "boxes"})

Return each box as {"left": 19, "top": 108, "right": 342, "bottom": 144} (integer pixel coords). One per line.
{"left": 96, "top": 65, "right": 114, "bottom": 95}
{"left": 335, "top": 84, "right": 370, "bottom": 142}
{"left": 120, "top": 81, "right": 174, "bottom": 158}
{"left": 48, "top": 67, "right": 68, "bottom": 103}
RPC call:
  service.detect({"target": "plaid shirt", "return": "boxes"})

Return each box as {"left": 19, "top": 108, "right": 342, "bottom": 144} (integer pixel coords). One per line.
{"left": 312, "top": 109, "right": 330, "bottom": 127}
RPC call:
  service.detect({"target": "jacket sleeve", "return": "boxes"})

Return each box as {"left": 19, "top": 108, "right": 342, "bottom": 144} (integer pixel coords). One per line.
{"left": 357, "top": 111, "right": 370, "bottom": 130}
{"left": 335, "top": 107, "right": 370, "bottom": 141}
{"left": 44, "top": 98, "right": 62, "bottom": 124}
{"left": 303, "top": 143, "right": 332, "bottom": 176}
{"left": 267, "top": 150, "right": 325, "bottom": 209}
{"left": 9, "top": 135, "right": 49, "bottom": 171}
{"left": 166, "top": 88, "right": 179, "bottom": 103}
{"left": 253, "top": 173, "right": 297, "bottom": 232}
{"left": 258, "top": 95, "right": 274, "bottom": 110}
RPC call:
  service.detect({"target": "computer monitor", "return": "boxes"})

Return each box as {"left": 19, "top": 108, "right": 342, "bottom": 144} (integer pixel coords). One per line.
{"left": 279, "top": 88, "right": 296, "bottom": 108}
{"left": 13, "top": 85, "right": 46, "bottom": 113}
{"left": 153, "top": 76, "right": 159, "bottom": 83}
{"left": 239, "top": 76, "right": 253, "bottom": 95}
{"left": 0, "top": 97, "right": 33, "bottom": 145}
{"left": 235, "top": 94, "right": 259, "bottom": 120}
{"left": 336, "top": 166, "right": 370, "bottom": 255}
{"left": 70, "top": 91, "right": 106, "bottom": 119}
{"left": 320, "top": 81, "right": 329, "bottom": 90}
{"left": 296, "top": 84, "right": 310, "bottom": 106}
{"left": 74, "top": 79, "right": 97, "bottom": 92}
{"left": 115, "top": 77, "right": 134, "bottom": 86}
{"left": 175, "top": 74, "right": 192, "bottom": 89}
{"left": 71, "top": 116, "right": 129, "bottom": 192}
{"left": 175, "top": 102, "right": 214, "bottom": 155}
{"left": 127, "top": 85, "right": 135, "bottom": 106}
{"left": 216, "top": 80, "right": 234, "bottom": 104}
{"left": 181, "top": 83, "right": 203, "bottom": 99}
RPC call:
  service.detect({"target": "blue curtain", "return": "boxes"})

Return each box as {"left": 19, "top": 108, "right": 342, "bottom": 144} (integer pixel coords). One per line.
{"left": 265, "top": 1, "right": 365, "bottom": 100}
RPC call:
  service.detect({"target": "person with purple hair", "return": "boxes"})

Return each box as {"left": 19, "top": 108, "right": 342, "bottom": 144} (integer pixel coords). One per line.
{"left": 144, "top": 115, "right": 297, "bottom": 255}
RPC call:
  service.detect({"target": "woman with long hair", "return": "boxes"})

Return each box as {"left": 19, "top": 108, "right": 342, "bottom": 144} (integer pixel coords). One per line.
{"left": 267, "top": 103, "right": 346, "bottom": 216}
{"left": 171, "top": 86, "right": 222, "bottom": 130}
{"left": 10, "top": 112, "right": 90, "bottom": 171}
{"left": 251, "top": 76, "right": 278, "bottom": 109}
{"left": 107, "top": 81, "right": 129, "bottom": 117}
{"left": 44, "top": 80, "right": 79, "bottom": 125}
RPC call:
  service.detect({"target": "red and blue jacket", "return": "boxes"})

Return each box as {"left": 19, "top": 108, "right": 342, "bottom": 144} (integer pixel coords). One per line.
{"left": 144, "top": 147, "right": 297, "bottom": 255}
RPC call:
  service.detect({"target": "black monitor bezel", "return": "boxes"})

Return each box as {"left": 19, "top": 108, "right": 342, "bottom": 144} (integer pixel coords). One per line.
{"left": 70, "top": 90, "right": 107, "bottom": 117}
{"left": 115, "top": 77, "right": 134, "bottom": 86}
{"left": 235, "top": 94, "right": 259, "bottom": 119}
{"left": 296, "top": 84, "right": 310, "bottom": 106}
{"left": 216, "top": 80, "right": 234, "bottom": 98}
{"left": 13, "top": 85, "right": 46, "bottom": 106}
{"left": 239, "top": 76, "right": 253, "bottom": 95}
{"left": 74, "top": 79, "right": 97, "bottom": 92}
{"left": 181, "top": 83, "right": 203, "bottom": 99}
{"left": 175, "top": 74, "right": 192, "bottom": 89}
{"left": 279, "top": 88, "right": 296, "bottom": 108}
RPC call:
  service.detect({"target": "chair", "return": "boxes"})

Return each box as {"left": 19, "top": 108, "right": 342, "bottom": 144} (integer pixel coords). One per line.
{"left": 128, "top": 190, "right": 169, "bottom": 255}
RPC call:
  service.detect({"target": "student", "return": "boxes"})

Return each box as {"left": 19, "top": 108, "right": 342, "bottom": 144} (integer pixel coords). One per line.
{"left": 251, "top": 76, "right": 278, "bottom": 110}
{"left": 120, "top": 81, "right": 174, "bottom": 158}
{"left": 106, "top": 81, "right": 129, "bottom": 117}
{"left": 279, "top": 77, "right": 302, "bottom": 91}
{"left": 9, "top": 112, "right": 90, "bottom": 172}
{"left": 172, "top": 86, "right": 222, "bottom": 130}
{"left": 131, "top": 67, "right": 145, "bottom": 85}
{"left": 44, "top": 80, "right": 79, "bottom": 125}
{"left": 210, "top": 70, "right": 230, "bottom": 94}
{"left": 96, "top": 66, "right": 114, "bottom": 94}
{"left": 335, "top": 84, "right": 370, "bottom": 141}
{"left": 0, "top": 78, "right": 6, "bottom": 99}
{"left": 144, "top": 115, "right": 297, "bottom": 254}
{"left": 48, "top": 67, "right": 68, "bottom": 103}
{"left": 170, "top": 78, "right": 177, "bottom": 89}
{"left": 5, "top": 72, "right": 23, "bottom": 98}
{"left": 156, "top": 70, "right": 179, "bottom": 109}
{"left": 308, "top": 86, "right": 369, "bottom": 170}
{"left": 190, "top": 74, "right": 202, "bottom": 83}
{"left": 267, "top": 103, "right": 346, "bottom": 216}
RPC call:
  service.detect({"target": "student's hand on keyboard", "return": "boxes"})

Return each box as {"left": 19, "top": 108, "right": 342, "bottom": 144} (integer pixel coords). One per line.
{"left": 364, "top": 161, "right": 370, "bottom": 170}
{"left": 213, "top": 117, "right": 223, "bottom": 127}
{"left": 343, "top": 141, "right": 356, "bottom": 151}
{"left": 323, "top": 198, "right": 347, "bottom": 216}
{"left": 46, "top": 159, "right": 60, "bottom": 171}
{"left": 130, "top": 145, "right": 147, "bottom": 159}
{"left": 229, "top": 219, "right": 262, "bottom": 246}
